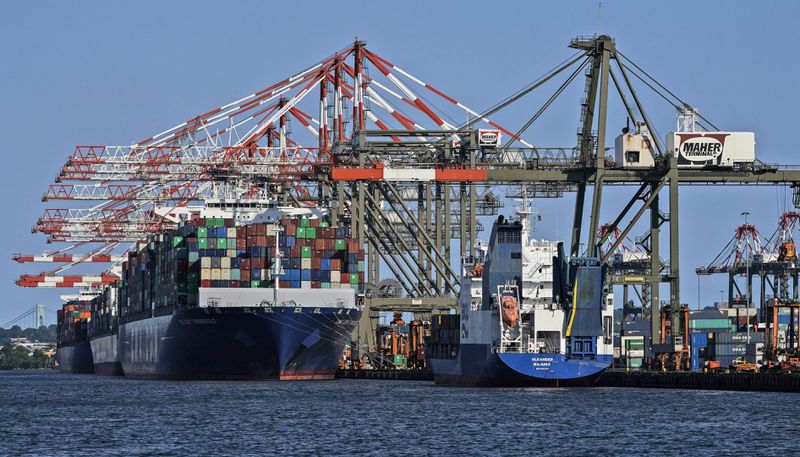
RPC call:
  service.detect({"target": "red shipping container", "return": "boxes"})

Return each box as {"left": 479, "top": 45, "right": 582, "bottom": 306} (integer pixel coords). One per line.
{"left": 309, "top": 218, "right": 319, "bottom": 228}
{"left": 311, "top": 281, "right": 321, "bottom": 288}
{"left": 290, "top": 246, "right": 301, "bottom": 257}
{"left": 315, "top": 239, "right": 326, "bottom": 250}
{"left": 280, "top": 280, "right": 291, "bottom": 288}
{"left": 237, "top": 226, "right": 248, "bottom": 239}
{"left": 331, "top": 259, "right": 341, "bottom": 270}
{"left": 224, "top": 218, "right": 234, "bottom": 228}
{"left": 255, "top": 224, "right": 267, "bottom": 236}
{"left": 311, "top": 258, "right": 321, "bottom": 269}
{"left": 357, "top": 251, "right": 365, "bottom": 261}
{"left": 325, "top": 239, "right": 335, "bottom": 250}
{"left": 358, "top": 272, "right": 365, "bottom": 283}
{"left": 285, "top": 224, "right": 296, "bottom": 236}
{"left": 247, "top": 236, "right": 257, "bottom": 246}
{"left": 241, "top": 258, "right": 251, "bottom": 269}
{"left": 201, "top": 280, "right": 211, "bottom": 287}
{"left": 252, "top": 258, "right": 265, "bottom": 269}
{"left": 229, "top": 281, "right": 240, "bottom": 288}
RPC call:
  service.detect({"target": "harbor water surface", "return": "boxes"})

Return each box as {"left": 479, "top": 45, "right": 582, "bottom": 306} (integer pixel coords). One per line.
{"left": 1, "top": 370, "right": 796, "bottom": 456}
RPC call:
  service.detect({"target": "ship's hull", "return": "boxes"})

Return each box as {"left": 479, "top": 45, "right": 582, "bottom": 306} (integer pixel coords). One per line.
{"left": 118, "top": 306, "right": 360, "bottom": 380}
{"left": 89, "top": 333, "right": 123, "bottom": 376}
{"left": 430, "top": 343, "right": 612, "bottom": 387}
{"left": 56, "top": 341, "right": 94, "bottom": 374}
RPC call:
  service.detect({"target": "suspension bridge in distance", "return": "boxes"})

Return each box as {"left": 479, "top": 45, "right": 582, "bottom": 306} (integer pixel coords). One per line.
{"left": 1, "top": 305, "right": 54, "bottom": 329}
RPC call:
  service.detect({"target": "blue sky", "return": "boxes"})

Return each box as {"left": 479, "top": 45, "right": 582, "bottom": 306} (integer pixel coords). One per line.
{"left": 2, "top": 0, "right": 799, "bottom": 325}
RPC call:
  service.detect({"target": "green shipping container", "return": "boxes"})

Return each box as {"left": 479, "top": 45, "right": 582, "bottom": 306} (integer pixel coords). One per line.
{"left": 625, "top": 340, "right": 645, "bottom": 349}
{"left": 306, "top": 227, "right": 316, "bottom": 239}
{"left": 297, "top": 227, "right": 307, "bottom": 239}
{"left": 300, "top": 218, "right": 310, "bottom": 228}
{"left": 393, "top": 354, "right": 405, "bottom": 367}
{"left": 319, "top": 221, "right": 329, "bottom": 228}
{"left": 350, "top": 273, "right": 358, "bottom": 284}
{"left": 216, "top": 238, "right": 227, "bottom": 249}
{"left": 321, "top": 282, "right": 330, "bottom": 289}
{"left": 691, "top": 319, "right": 732, "bottom": 330}
{"left": 335, "top": 239, "right": 346, "bottom": 250}
{"left": 172, "top": 236, "right": 184, "bottom": 248}
{"left": 231, "top": 269, "right": 240, "bottom": 280}
{"left": 197, "top": 227, "right": 208, "bottom": 238}
{"left": 301, "top": 246, "right": 312, "bottom": 258}
{"left": 251, "top": 280, "right": 261, "bottom": 288}
{"left": 198, "top": 238, "right": 208, "bottom": 249}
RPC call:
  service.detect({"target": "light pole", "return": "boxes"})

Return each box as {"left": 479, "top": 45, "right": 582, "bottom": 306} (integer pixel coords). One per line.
{"left": 741, "top": 211, "right": 751, "bottom": 344}
{"left": 697, "top": 275, "right": 701, "bottom": 310}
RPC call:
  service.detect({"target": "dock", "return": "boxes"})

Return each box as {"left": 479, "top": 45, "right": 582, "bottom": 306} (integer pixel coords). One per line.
{"left": 336, "top": 369, "right": 433, "bottom": 381}
{"left": 598, "top": 370, "right": 800, "bottom": 392}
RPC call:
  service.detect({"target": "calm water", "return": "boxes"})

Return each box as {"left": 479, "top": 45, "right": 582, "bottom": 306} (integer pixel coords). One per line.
{"left": 0, "top": 370, "right": 796, "bottom": 456}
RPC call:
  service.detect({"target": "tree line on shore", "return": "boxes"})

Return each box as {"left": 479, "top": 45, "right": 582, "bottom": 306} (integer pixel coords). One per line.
{"left": 0, "top": 325, "right": 57, "bottom": 370}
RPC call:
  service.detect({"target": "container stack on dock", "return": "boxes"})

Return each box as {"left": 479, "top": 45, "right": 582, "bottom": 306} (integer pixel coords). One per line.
{"left": 118, "top": 216, "right": 364, "bottom": 319}
{"left": 706, "top": 331, "right": 765, "bottom": 367}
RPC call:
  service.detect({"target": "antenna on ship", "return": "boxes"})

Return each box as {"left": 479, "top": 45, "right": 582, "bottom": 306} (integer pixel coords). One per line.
{"left": 515, "top": 192, "right": 538, "bottom": 240}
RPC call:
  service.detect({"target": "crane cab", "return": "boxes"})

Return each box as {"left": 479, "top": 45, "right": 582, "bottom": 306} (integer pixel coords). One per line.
{"left": 614, "top": 121, "right": 656, "bottom": 169}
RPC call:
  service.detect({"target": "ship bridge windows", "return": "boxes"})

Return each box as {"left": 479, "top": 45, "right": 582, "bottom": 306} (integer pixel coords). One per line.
{"left": 497, "top": 230, "right": 521, "bottom": 244}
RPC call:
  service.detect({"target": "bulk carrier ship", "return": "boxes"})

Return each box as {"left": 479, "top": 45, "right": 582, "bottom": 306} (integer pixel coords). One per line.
{"left": 428, "top": 204, "right": 614, "bottom": 387}
{"left": 85, "top": 199, "right": 363, "bottom": 380}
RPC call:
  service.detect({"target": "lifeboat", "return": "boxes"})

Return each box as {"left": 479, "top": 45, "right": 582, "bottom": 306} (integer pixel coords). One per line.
{"left": 501, "top": 293, "right": 519, "bottom": 328}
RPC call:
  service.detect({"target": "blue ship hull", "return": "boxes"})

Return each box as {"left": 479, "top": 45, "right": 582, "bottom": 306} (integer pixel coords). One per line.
{"left": 56, "top": 341, "right": 94, "bottom": 374}
{"left": 118, "top": 306, "right": 360, "bottom": 380}
{"left": 431, "top": 343, "right": 612, "bottom": 387}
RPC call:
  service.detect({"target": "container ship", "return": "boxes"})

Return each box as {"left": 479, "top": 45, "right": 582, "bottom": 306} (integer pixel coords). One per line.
{"left": 56, "top": 301, "right": 94, "bottom": 374}
{"left": 88, "top": 284, "right": 123, "bottom": 375}
{"left": 428, "top": 204, "right": 614, "bottom": 387}
{"left": 84, "top": 200, "right": 363, "bottom": 380}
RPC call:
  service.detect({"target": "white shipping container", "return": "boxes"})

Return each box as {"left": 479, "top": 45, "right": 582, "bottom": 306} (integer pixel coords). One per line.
{"left": 201, "top": 257, "right": 211, "bottom": 268}
{"left": 211, "top": 269, "right": 221, "bottom": 280}
{"left": 626, "top": 349, "right": 645, "bottom": 358}
{"left": 221, "top": 268, "right": 230, "bottom": 280}
{"left": 227, "top": 227, "right": 237, "bottom": 238}
{"left": 667, "top": 131, "right": 755, "bottom": 168}
{"left": 302, "top": 281, "right": 312, "bottom": 288}
{"left": 301, "top": 258, "right": 312, "bottom": 269}
{"left": 201, "top": 268, "right": 211, "bottom": 280}
{"left": 331, "top": 271, "right": 341, "bottom": 283}
{"left": 221, "top": 257, "right": 231, "bottom": 269}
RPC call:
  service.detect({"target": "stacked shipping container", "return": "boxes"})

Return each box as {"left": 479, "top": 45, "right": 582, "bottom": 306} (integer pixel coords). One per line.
{"left": 56, "top": 301, "right": 91, "bottom": 345}
{"left": 118, "top": 216, "right": 364, "bottom": 317}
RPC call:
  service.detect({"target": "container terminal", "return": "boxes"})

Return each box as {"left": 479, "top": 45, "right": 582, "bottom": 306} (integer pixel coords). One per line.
{"left": 13, "top": 35, "right": 800, "bottom": 390}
